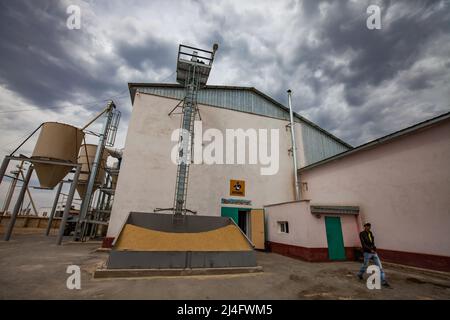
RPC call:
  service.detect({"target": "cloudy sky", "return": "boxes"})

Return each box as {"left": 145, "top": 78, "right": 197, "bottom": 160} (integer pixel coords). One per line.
{"left": 0, "top": 0, "right": 449, "bottom": 209}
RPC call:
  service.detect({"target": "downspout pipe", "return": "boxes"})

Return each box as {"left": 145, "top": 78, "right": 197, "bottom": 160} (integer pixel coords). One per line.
{"left": 287, "top": 90, "right": 300, "bottom": 200}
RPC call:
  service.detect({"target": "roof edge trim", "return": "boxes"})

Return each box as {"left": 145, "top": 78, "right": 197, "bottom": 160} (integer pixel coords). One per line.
{"left": 128, "top": 82, "right": 353, "bottom": 149}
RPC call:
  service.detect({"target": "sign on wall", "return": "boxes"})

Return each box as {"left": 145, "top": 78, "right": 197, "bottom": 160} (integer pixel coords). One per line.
{"left": 221, "top": 198, "right": 252, "bottom": 206}
{"left": 230, "top": 179, "right": 245, "bottom": 197}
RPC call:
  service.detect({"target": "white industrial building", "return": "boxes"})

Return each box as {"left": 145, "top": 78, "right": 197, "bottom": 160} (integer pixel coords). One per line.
{"left": 107, "top": 84, "right": 350, "bottom": 240}
{"left": 105, "top": 82, "right": 450, "bottom": 272}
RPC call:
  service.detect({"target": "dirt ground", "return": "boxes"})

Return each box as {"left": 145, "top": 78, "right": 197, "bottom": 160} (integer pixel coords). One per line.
{"left": 0, "top": 231, "right": 449, "bottom": 300}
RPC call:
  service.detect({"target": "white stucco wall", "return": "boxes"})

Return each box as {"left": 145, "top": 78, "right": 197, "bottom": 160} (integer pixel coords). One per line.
{"left": 300, "top": 119, "right": 450, "bottom": 257}
{"left": 265, "top": 200, "right": 360, "bottom": 248}
{"left": 107, "top": 92, "right": 305, "bottom": 238}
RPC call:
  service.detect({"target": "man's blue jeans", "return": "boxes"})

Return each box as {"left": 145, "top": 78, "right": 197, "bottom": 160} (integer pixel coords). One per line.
{"left": 357, "top": 252, "right": 386, "bottom": 282}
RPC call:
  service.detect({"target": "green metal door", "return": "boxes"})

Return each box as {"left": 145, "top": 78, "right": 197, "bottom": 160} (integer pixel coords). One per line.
{"left": 221, "top": 207, "right": 239, "bottom": 225}
{"left": 325, "top": 217, "right": 346, "bottom": 260}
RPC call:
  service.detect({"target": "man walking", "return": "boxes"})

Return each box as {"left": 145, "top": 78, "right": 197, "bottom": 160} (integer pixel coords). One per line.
{"left": 357, "top": 222, "right": 390, "bottom": 287}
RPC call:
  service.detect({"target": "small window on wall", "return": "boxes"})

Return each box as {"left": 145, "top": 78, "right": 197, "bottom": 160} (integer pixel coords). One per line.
{"left": 278, "top": 221, "right": 289, "bottom": 233}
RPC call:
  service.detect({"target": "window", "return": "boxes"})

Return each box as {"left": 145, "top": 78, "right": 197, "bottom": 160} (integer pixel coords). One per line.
{"left": 278, "top": 221, "right": 289, "bottom": 233}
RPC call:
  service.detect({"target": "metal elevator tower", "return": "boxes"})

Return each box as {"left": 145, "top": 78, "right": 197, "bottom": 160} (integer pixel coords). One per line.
{"left": 172, "top": 44, "right": 218, "bottom": 217}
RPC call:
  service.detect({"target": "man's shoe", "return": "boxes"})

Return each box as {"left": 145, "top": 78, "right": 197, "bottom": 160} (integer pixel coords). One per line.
{"left": 382, "top": 281, "right": 391, "bottom": 288}
{"left": 357, "top": 274, "right": 363, "bottom": 280}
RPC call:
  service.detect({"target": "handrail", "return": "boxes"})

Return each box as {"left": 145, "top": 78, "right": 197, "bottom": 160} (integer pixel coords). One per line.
{"left": 179, "top": 44, "right": 213, "bottom": 54}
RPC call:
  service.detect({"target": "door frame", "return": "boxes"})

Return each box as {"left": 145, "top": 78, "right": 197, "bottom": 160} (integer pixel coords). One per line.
{"left": 324, "top": 216, "right": 346, "bottom": 261}
{"left": 220, "top": 207, "right": 265, "bottom": 250}
{"left": 220, "top": 207, "right": 250, "bottom": 223}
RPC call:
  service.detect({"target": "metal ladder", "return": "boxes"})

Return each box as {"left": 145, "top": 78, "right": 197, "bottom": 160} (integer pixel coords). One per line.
{"left": 173, "top": 64, "right": 200, "bottom": 219}
{"left": 74, "top": 104, "right": 120, "bottom": 241}
{"left": 106, "top": 110, "right": 121, "bottom": 147}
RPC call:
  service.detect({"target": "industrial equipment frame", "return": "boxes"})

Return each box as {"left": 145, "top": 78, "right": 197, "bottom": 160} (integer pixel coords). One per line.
{"left": 0, "top": 155, "right": 81, "bottom": 245}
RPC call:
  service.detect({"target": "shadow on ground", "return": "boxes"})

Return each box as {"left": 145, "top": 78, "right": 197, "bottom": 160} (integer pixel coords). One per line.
{"left": 0, "top": 232, "right": 449, "bottom": 299}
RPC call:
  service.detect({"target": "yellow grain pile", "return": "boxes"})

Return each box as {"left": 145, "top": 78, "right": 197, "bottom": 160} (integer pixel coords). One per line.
{"left": 115, "top": 224, "right": 253, "bottom": 252}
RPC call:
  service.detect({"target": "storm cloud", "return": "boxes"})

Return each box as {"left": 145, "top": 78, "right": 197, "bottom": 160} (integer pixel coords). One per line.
{"left": 0, "top": 0, "right": 449, "bottom": 206}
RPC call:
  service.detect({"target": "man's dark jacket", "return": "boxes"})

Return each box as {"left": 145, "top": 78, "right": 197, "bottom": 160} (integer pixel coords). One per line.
{"left": 359, "top": 230, "right": 376, "bottom": 253}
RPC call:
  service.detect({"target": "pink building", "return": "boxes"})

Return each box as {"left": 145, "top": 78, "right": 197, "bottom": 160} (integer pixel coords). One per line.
{"left": 266, "top": 112, "right": 450, "bottom": 272}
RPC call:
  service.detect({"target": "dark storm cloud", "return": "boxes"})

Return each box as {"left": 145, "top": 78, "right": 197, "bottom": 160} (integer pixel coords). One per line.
{"left": 290, "top": 0, "right": 450, "bottom": 106}
{"left": 0, "top": 0, "right": 185, "bottom": 118}
{"left": 271, "top": 0, "right": 450, "bottom": 145}
{"left": 0, "top": 0, "right": 449, "bottom": 148}
{"left": 0, "top": 0, "right": 449, "bottom": 209}
{"left": 0, "top": 0, "right": 127, "bottom": 110}
{"left": 301, "top": 0, "right": 321, "bottom": 16}
{"left": 197, "top": 4, "right": 274, "bottom": 71}
{"left": 337, "top": 2, "right": 448, "bottom": 105}
{"left": 115, "top": 36, "right": 176, "bottom": 71}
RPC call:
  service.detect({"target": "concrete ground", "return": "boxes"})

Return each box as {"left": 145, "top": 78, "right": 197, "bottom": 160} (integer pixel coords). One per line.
{"left": 0, "top": 231, "right": 449, "bottom": 300}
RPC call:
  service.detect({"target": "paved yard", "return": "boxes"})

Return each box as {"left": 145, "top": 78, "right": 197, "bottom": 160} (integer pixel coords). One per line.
{"left": 0, "top": 231, "right": 449, "bottom": 299}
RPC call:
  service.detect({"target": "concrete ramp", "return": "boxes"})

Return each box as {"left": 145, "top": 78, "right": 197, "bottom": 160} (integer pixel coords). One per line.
{"left": 106, "top": 212, "right": 257, "bottom": 269}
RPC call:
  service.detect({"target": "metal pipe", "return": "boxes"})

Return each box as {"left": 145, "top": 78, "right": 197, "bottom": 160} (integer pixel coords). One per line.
{"left": 75, "top": 101, "right": 114, "bottom": 240}
{"left": 56, "top": 165, "right": 81, "bottom": 245}
{"left": 4, "top": 165, "right": 34, "bottom": 241}
{"left": 0, "top": 156, "right": 11, "bottom": 186}
{"left": 80, "top": 105, "right": 109, "bottom": 131}
{"left": 9, "top": 124, "right": 43, "bottom": 157}
{"left": 287, "top": 90, "right": 300, "bottom": 200}
{"left": 45, "top": 180, "right": 64, "bottom": 236}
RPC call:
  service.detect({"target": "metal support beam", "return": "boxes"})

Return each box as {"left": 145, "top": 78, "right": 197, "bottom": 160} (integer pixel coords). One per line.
{"left": 81, "top": 105, "right": 110, "bottom": 131}
{"left": 56, "top": 165, "right": 81, "bottom": 245}
{"left": 168, "top": 99, "right": 184, "bottom": 116}
{"left": 8, "top": 156, "right": 78, "bottom": 167}
{"left": 4, "top": 165, "right": 33, "bottom": 241}
{"left": 0, "top": 156, "right": 11, "bottom": 186}
{"left": 90, "top": 188, "right": 106, "bottom": 238}
{"left": 8, "top": 124, "right": 43, "bottom": 157}
{"left": 1, "top": 161, "right": 23, "bottom": 215}
{"left": 45, "top": 180, "right": 64, "bottom": 236}
{"left": 75, "top": 101, "right": 115, "bottom": 241}
{"left": 19, "top": 170, "right": 38, "bottom": 216}
{"left": 80, "top": 189, "right": 97, "bottom": 241}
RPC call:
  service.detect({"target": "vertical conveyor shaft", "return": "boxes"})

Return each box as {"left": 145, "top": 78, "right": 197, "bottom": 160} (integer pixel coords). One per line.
{"left": 158, "top": 43, "right": 218, "bottom": 219}
{"left": 173, "top": 65, "right": 199, "bottom": 216}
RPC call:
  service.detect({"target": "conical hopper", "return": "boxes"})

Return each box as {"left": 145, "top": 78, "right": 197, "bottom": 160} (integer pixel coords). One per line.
{"left": 31, "top": 122, "right": 84, "bottom": 189}
{"left": 107, "top": 212, "right": 257, "bottom": 269}
{"left": 76, "top": 144, "right": 108, "bottom": 199}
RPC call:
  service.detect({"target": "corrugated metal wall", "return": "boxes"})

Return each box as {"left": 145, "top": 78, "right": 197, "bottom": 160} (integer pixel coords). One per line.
{"left": 136, "top": 86, "right": 350, "bottom": 165}
{"left": 137, "top": 87, "right": 289, "bottom": 120}
{"left": 138, "top": 86, "right": 185, "bottom": 101}
{"left": 301, "top": 123, "right": 349, "bottom": 165}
